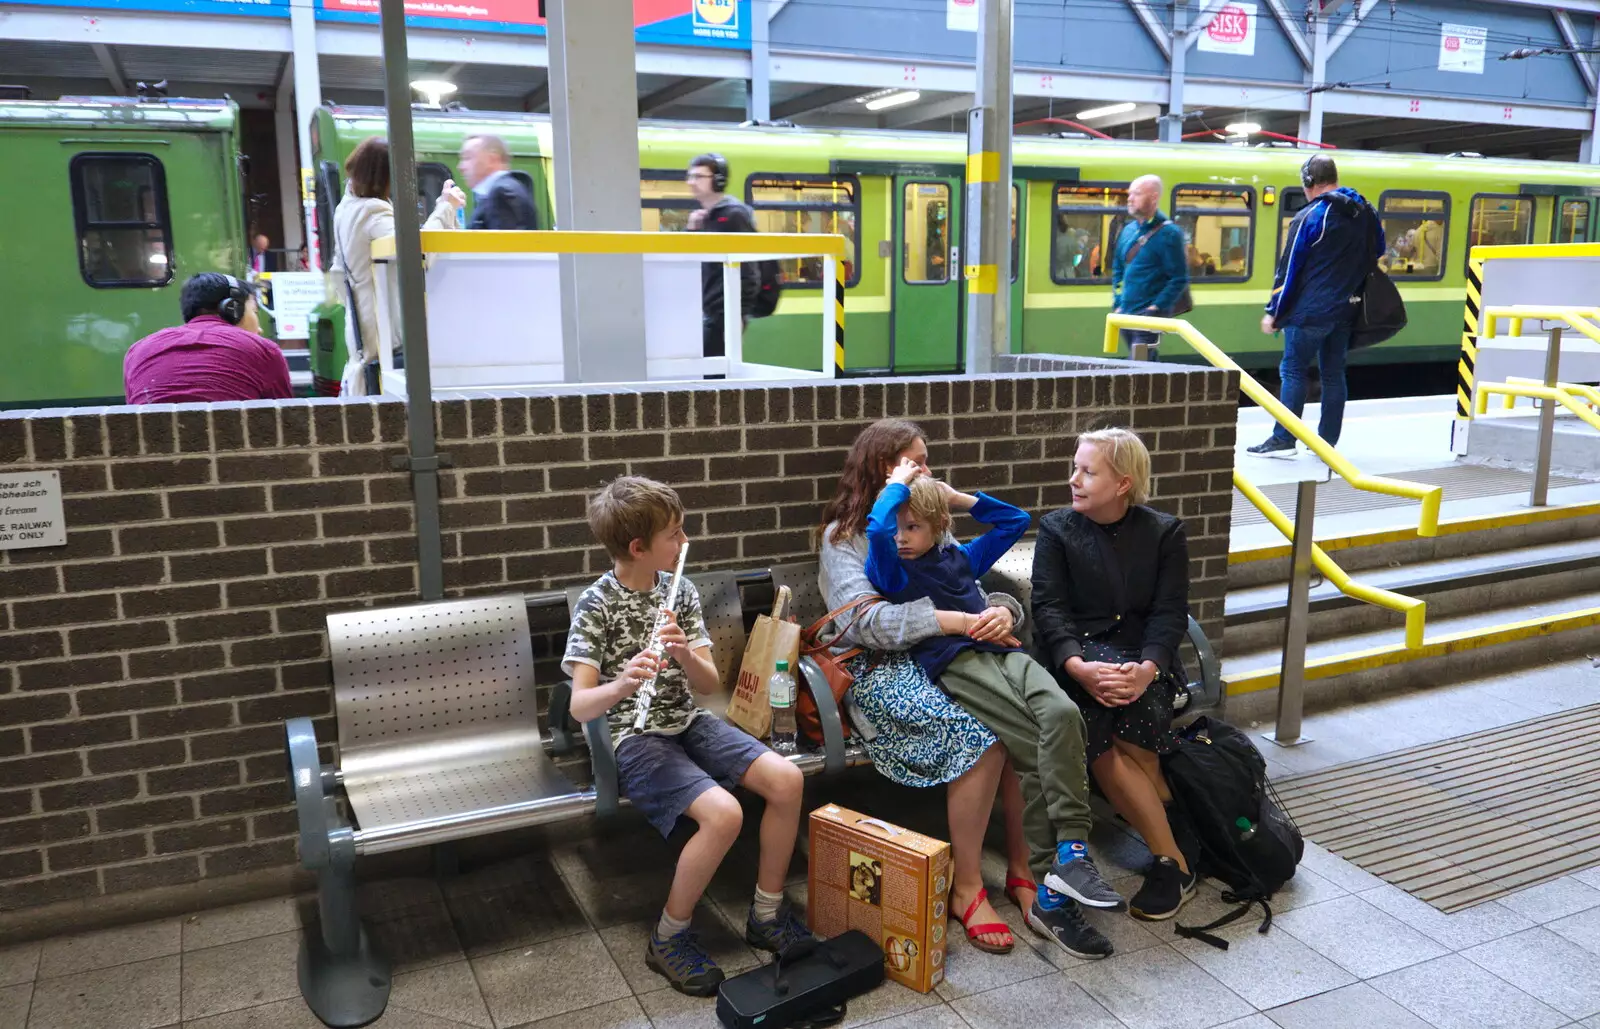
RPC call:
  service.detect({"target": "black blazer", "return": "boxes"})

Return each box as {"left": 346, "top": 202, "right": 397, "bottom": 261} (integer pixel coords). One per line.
{"left": 468, "top": 175, "right": 538, "bottom": 231}
{"left": 1030, "top": 505, "right": 1190, "bottom": 673}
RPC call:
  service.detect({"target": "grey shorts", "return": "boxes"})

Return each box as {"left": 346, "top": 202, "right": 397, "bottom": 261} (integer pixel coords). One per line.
{"left": 615, "top": 716, "right": 772, "bottom": 837}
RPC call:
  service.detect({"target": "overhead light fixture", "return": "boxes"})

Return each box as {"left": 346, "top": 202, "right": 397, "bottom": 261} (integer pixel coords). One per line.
{"left": 1225, "top": 121, "right": 1262, "bottom": 134}
{"left": 1077, "top": 102, "right": 1136, "bottom": 119}
{"left": 864, "top": 90, "right": 921, "bottom": 111}
{"left": 411, "top": 79, "right": 458, "bottom": 106}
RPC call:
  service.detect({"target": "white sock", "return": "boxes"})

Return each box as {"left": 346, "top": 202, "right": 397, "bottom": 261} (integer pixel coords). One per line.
{"left": 751, "top": 886, "right": 784, "bottom": 922}
{"left": 657, "top": 909, "right": 691, "bottom": 939}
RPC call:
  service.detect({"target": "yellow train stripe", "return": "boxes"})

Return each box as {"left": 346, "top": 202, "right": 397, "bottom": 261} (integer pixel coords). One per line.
{"left": 373, "top": 230, "right": 849, "bottom": 259}
{"left": 965, "top": 264, "right": 999, "bottom": 294}
{"left": 1228, "top": 498, "right": 1600, "bottom": 565}
{"left": 1224, "top": 605, "right": 1600, "bottom": 695}
{"left": 966, "top": 151, "right": 1000, "bottom": 183}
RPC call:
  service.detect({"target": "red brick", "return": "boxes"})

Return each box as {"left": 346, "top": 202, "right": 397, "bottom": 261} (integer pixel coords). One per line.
{"left": 326, "top": 567, "right": 414, "bottom": 599}
{"left": 0, "top": 790, "right": 32, "bottom": 819}
{"left": 180, "top": 668, "right": 277, "bottom": 703}
{"left": 216, "top": 452, "right": 313, "bottom": 482}
{"left": 48, "top": 832, "right": 147, "bottom": 870}
{"left": 126, "top": 645, "right": 225, "bottom": 681}
{"left": 68, "top": 620, "right": 171, "bottom": 656}
{"left": 222, "top": 514, "right": 319, "bottom": 547}
{"left": 226, "top": 575, "right": 322, "bottom": 608}
{"left": 0, "top": 871, "right": 98, "bottom": 908}
{"left": 251, "top": 809, "right": 299, "bottom": 838}
{"left": 17, "top": 655, "right": 123, "bottom": 690}
{"left": 110, "top": 458, "right": 213, "bottom": 490}
{"left": 0, "top": 566, "right": 59, "bottom": 600}
{"left": 439, "top": 500, "right": 502, "bottom": 530}
{"left": 168, "top": 486, "right": 268, "bottom": 519}
{"left": 119, "top": 520, "right": 220, "bottom": 555}
{"left": 0, "top": 754, "right": 83, "bottom": 790}
{"left": 146, "top": 760, "right": 242, "bottom": 795}
{"left": 175, "top": 610, "right": 275, "bottom": 643}
{"left": 96, "top": 796, "right": 195, "bottom": 832}
{"left": 237, "top": 690, "right": 329, "bottom": 724}
{"left": 200, "top": 782, "right": 288, "bottom": 817}
{"left": 103, "top": 856, "right": 202, "bottom": 894}
{"left": 320, "top": 506, "right": 411, "bottom": 538}
{"left": 168, "top": 549, "right": 270, "bottom": 583}
{"left": 0, "top": 850, "right": 43, "bottom": 881}
{"left": 459, "top": 526, "right": 543, "bottom": 557}
{"left": 12, "top": 593, "right": 118, "bottom": 630}
{"left": 189, "top": 725, "right": 283, "bottom": 761}
{"left": 0, "top": 811, "right": 89, "bottom": 848}
{"left": 63, "top": 492, "right": 163, "bottom": 526}
{"left": 137, "top": 703, "right": 235, "bottom": 739}
{"left": 120, "top": 584, "right": 222, "bottom": 618}
{"left": 40, "top": 775, "right": 139, "bottom": 811}
{"left": 0, "top": 729, "right": 19, "bottom": 757}
{"left": 87, "top": 739, "right": 185, "bottom": 775}
{"left": 272, "top": 480, "right": 365, "bottom": 511}
{"left": 28, "top": 715, "right": 133, "bottom": 752}
{"left": 271, "top": 541, "right": 365, "bottom": 573}
{"left": 154, "top": 819, "right": 247, "bottom": 854}
{"left": 203, "top": 838, "right": 297, "bottom": 877}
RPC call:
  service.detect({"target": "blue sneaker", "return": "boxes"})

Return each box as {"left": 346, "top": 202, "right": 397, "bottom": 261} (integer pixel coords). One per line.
{"left": 745, "top": 899, "right": 815, "bottom": 954}
{"left": 1045, "top": 843, "right": 1127, "bottom": 911}
{"left": 646, "top": 926, "right": 724, "bottom": 996}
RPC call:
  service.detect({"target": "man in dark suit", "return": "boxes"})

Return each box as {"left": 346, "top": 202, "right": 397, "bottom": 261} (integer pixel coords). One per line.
{"left": 248, "top": 233, "right": 277, "bottom": 276}
{"left": 441, "top": 134, "right": 537, "bottom": 230}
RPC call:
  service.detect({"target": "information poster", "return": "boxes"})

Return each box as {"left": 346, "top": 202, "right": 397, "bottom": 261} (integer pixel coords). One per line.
{"left": 1198, "top": 1, "right": 1258, "bottom": 56}
{"left": 261, "top": 272, "right": 327, "bottom": 341}
{"left": 0, "top": 471, "right": 65, "bottom": 551}
{"left": 1439, "top": 23, "right": 1487, "bottom": 75}
{"left": 947, "top": 0, "right": 977, "bottom": 33}
{"left": 315, "top": 0, "right": 750, "bottom": 46}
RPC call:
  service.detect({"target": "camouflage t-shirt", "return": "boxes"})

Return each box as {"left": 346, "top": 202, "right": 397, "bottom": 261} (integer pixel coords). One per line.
{"left": 561, "top": 570, "right": 714, "bottom": 747}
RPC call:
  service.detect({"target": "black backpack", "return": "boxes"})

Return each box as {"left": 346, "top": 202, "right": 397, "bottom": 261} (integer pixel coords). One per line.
{"left": 1162, "top": 716, "right": 1304, "bottom": 950}
{"left": 1351, "top": 205, "right": 1407, "bottom": 351}
{"left": 749, "top": 259, "right": 782, "bottom": 318}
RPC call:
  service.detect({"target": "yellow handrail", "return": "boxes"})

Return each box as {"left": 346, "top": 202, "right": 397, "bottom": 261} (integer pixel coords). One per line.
{"left": 1481, "top": 305, "right": 1600, "bottom": 346}
{"left": 1233, "top": 472, "right": 1427, "bottom": 649}
{"left": 1475, "top": 381, "right": 1600, "bottom": 432}
{"left": 1503, "top": 377, "right": 1600, "bottom": 412}
{"left": 1103, "top": 313, "right": 1443, "bottom": 536}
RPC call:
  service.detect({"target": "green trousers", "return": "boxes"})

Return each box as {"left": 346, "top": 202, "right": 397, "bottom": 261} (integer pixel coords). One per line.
{"left": 938, "top": 649, "right": 1092, "bottom": 878}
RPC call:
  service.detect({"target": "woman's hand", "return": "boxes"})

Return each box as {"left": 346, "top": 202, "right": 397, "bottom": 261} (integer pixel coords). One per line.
{"left": 1095, "top": 661, "right": 1159, "bottom": 706}
{"left": 1065, "top": 656, "right": 1130, "bottom": 707}
{"left": 968, "top": 606, "right": 1014, "bottom": 642}
{"left": 888, "top": 456, "right": 922, "bottom": 487}
{"left": 440, "top": 179, "right": 467, "bottom": 211}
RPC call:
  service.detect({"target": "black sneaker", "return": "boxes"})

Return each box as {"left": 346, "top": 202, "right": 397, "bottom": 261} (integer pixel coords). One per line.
{"left": 1246, "top": 437, "right": 1297, "bottom": 457}
{"left": 1044, "top": 855, "right": 1126, "bottom": 911}
{"left": 1024, "top": 898, "right": 1113, "bottom": 960}
{"left": 1130, "top": 856, "right": 1196, "bottom": 921}
{"left": 745, "top": 899, "right": 815, "bottom": 954}
{"left": 646, "top": 926, "right": 725, "bottom": 996}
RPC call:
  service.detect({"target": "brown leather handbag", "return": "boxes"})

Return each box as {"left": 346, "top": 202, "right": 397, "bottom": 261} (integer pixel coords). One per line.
{"left": 796, "top": 596, "right": 881, "bottom": 747}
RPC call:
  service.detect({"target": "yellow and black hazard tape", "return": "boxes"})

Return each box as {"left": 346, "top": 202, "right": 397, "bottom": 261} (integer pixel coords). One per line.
{"left": 1457, "top": 256, "right": 1483, "bottom": 420}
{"left": 833, "top": 259, "right": 846, "bottom": 377}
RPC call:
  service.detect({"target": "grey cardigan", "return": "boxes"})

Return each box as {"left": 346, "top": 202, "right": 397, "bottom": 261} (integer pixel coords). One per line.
{"left": 818, "top": 521, "right": 1024, "bottom": 652}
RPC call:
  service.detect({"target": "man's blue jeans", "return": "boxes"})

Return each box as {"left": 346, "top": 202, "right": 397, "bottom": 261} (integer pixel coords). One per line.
{"left": 1269, "top": 321, "right": 1352, "bottom": 446}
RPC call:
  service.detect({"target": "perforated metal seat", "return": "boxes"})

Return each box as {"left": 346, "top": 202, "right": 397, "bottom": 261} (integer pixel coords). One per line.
{"left": 325, "top": 594, "right": 580, "bottom": 855}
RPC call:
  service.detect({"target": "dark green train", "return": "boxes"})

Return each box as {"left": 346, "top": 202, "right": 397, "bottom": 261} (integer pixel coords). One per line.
{"left": 8, "top": 95, "right": 1600, "bottom": 407}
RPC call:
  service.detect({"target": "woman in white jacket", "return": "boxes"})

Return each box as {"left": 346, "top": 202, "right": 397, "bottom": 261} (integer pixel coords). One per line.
{"left": 331, "top": 136, "right": 464, "bottom": 396}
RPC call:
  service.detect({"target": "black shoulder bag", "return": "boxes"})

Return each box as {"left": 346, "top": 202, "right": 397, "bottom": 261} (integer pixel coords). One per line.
{"left": 1351, "top": 206, "right": 1406, "bottom": 351}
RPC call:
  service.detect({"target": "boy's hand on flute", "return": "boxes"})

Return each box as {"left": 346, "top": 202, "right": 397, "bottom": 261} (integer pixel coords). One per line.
{"left": 616, "top": 650, "right": 661, "bottom": 695}
{"left": 657, "top": 610, "right": 690, "bottom": 663}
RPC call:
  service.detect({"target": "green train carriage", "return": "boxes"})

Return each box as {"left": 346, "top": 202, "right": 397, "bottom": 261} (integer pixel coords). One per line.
{"left": 0, "top": 97, "right": 248, "bottom": 409}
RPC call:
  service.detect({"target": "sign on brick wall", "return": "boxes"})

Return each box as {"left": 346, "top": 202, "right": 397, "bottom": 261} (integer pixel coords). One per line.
{"left": 0, "top": 470, "right": 65, "bottom": 550}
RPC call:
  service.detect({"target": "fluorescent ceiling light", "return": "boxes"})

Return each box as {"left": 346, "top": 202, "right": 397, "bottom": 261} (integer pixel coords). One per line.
{"left": 864, "top": 90, "right": 921, "bottom": 111}
{"left": 1225, "top": 121, "right": 1262, "bottom": 134}
{"left": 1077, "top": 102, "right": 1136, "bottom": 119}
{"left": 411, "top": 79, "right": 457, "bottom": 94}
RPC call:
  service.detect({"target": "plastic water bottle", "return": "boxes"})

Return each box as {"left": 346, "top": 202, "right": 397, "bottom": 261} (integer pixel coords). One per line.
{"left": 1235, "top": 816, "right": 1257, "bottom": 842}
{"left": 770, "top": 660, "right": 797, "bottom": 754}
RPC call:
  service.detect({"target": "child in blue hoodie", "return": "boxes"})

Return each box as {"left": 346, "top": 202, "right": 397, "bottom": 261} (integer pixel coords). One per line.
{"left": 862, "top": 459, "right": 1127, "bottom": 960}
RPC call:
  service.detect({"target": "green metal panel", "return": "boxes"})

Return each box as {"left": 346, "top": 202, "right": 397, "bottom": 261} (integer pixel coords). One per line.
{"left": 0, "top": 102, "right": 242, "bottom": 408}
{"left": 892, "top": 175, "right": 962, "bottom": 373}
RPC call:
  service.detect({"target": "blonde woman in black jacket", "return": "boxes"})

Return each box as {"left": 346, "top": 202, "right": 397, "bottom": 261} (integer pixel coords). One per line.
{"left": 1031, "top": 428, "right": 1196, "bottom": 923}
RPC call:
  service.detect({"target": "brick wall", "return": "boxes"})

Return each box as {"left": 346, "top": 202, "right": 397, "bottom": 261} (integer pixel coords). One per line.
{"left": 0, "top": 364, "right": 1237, "bottom": 923}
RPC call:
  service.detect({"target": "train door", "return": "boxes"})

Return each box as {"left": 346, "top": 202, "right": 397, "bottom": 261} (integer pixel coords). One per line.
{"left": 1552, "top": 195, "right": 1593, "bottom": 243}
{"left": 891, "top": 175, "right": 962, "bottom": 372}
{"left": 1009, "top": 182, "right": 1024, "bottom": 352}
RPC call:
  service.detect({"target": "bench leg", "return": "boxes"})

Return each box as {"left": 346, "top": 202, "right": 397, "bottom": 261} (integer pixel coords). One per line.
{"left": 297, "top": 841, "right": 390, "bottom": 1028}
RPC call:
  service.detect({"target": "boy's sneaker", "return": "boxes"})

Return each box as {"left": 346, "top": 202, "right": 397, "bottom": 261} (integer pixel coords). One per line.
{"left": 745, "top": 899, "right": 815, "bottom": 954}
{"left": 1129, "top": 856, "right": 1197, "bottom": 922}
{"left": 646, "top": 927, "right": 724, "bottom": 996}
{"left": 1024, "top": 898, "right": 1113, "bottom": 961}
{"left": 1246, "top": 437, "right": 1297, "bottom": 457}
{"left": 1045, "top": 853, "right": 1126, "bottom": 911}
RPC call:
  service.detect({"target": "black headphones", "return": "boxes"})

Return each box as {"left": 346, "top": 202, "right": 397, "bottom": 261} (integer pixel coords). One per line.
{"left": 217, "top": 275, "right": 250, "bottom": 325}
{"left": 1300, "top": 158, "right": 1316, "bottom": 188}
{"left": 697, "top": 153, "right": 729, "bottom": 193}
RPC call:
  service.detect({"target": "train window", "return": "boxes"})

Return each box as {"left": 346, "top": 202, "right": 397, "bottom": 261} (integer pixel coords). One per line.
{"left": 417, "top": 163, "right": 452, "bottom": 227}
{"left": 1276, "top": 187, "right": 1307, "bottom": 266}
{"left": 1378, "top": 191, "right": 1448, "bottom": 281}
{"left": 1051, "top": 183, "right": 1127, "bottom": 284}
{"left": 1556, "top": 199, "right": 1591, "bottom": 243}
{"left": 746, "top": 174, "right": 860, "bottom": 287}
{"left": 1467, "top": 194, "right": 1534, "bottom": 261}
{"left": 1171, "top": 185, "right": 1253, "bottom": 282}
{"left": 70, "top": 153, "right": 174, "bottom": 289}
{"left": 902, "top": 182, "right": 952, "bottom": 284}
{"left": 640, "top": 171, "right": 698, "bottom": 232}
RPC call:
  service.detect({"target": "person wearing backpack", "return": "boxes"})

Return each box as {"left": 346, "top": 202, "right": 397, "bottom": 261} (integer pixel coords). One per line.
{"left": 687, "top": 154, "right": 762, "bottom": 362}
{"left": 1110, "top": 174, "right": 1190, "bottom": 361}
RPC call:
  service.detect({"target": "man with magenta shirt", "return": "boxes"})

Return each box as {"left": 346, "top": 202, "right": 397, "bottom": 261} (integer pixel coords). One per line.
{"left": 123, "top": 273, "right": 293, "bottom": 404}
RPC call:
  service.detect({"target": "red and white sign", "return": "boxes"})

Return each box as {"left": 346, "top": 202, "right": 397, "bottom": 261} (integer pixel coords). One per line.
{"left": 1198, "top": 1, "right": 1257, "bottom": 56}
{"left": 947, "top": 0, "right": 977, "bottom": 32}
{"left": 1439, "top": 23, "right": 1487, "bottom": 74}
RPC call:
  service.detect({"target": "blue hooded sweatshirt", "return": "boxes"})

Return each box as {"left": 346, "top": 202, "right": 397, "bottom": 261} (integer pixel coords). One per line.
{"left": 1267, "top": 186, "right": 1385, "bottom": 329}
{"left": 1111, "top": 210, "right": 1190, "bottom": 316}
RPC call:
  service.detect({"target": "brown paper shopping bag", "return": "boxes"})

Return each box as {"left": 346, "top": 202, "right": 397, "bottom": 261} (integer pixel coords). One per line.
{"left": 727, "top": 586, "right": 801, "bottom": 740}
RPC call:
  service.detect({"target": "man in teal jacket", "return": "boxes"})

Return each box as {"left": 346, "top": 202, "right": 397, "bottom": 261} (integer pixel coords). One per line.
{"left": 1111, "top": 175, "right": 1190, "bottom": 361}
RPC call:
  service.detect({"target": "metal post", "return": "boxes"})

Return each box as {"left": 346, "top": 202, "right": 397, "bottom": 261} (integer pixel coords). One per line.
{"left": 1130, "top": 341, "right": 1150, "bottom": 362}
{"left": 1298, "top": 10, "right": 1327, "bottom": 145}
{"left": 1531, "top": 325, "right": 1562, "bottom": 507}
{"left": 289, "top": 0, "right": 323, "bottom": 270}
{"left": 748, "top": 0, "right": 772, "bottom": 122}
{"left": 1266, "top": 479, "right": 1316, "bottom": 746}
{"left": 962, "top": 0, "right": 1013, "bottom": 374}
{"left": 379, "top": 0, "right": 446, "bottom": 602}
{"left": 1160, "top": 0, "right": 1187, "bottom": 143}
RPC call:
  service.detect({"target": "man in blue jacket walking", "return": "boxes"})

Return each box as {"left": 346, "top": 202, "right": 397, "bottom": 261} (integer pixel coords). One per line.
{"left": 1111, "top": 175, "right": 1189, "bottom": 361}
{"left": 1248, "top": 156, "right": 1384, "bottom": 455}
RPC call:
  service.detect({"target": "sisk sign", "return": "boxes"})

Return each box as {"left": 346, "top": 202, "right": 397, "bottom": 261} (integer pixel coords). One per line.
{"left": 1198, "top": 1, "right": 1258, "bottom": 57}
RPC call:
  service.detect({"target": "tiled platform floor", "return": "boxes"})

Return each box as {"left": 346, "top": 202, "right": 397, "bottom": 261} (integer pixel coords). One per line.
{"left": 6, "top": 660, "right": 1600, "bottom": 1029}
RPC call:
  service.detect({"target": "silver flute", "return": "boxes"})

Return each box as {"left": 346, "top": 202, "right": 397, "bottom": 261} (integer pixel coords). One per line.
{"left": 633, "top": 543, "right": 688, "bottom": 732}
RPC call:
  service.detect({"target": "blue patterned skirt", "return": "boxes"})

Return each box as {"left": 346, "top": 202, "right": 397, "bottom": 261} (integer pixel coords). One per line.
{"left": 847, "top": 652, "right": 997, "bottom": 788}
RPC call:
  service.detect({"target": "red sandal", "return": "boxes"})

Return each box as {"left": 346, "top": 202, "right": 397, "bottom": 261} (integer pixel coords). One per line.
{"left": 1003, "top": 876, "right": 1038, "bottom": 909}
{"left": 951, "top": 887, "right": 1014, "bottom": 954}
